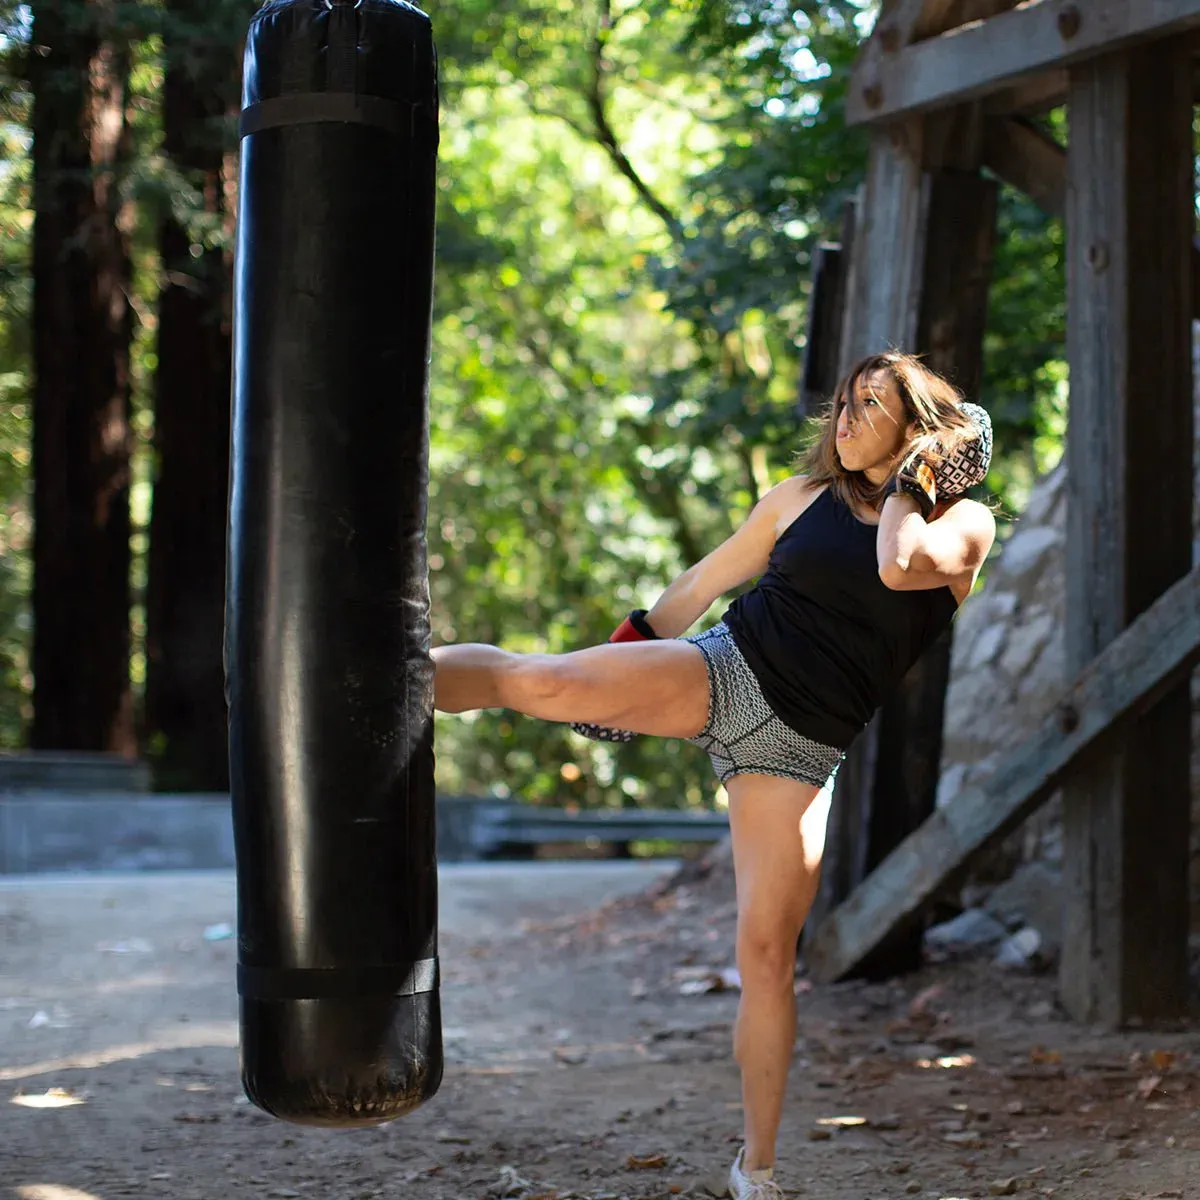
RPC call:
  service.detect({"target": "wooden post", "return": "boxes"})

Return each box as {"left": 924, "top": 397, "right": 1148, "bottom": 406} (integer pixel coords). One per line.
{"left": 1061, "top": 41, "right": 1194, "bottom": 1026}
{"left": 799, "top": 203, "right": 857, "bottom": 420}
{"left": 805, "top": 107, "right": 999, "bottom": 976}
{"left": 806, "top": 125, "right": 926, "bottom": 959}
{"left": 806, "top": 565, "right": 1200, "bottom": 981}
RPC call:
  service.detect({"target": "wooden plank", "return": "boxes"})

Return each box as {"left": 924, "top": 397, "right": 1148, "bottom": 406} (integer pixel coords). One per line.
{"left": 807, "top": 116, "right": 997, "bottom": 979}
{"left": 799, "top": 204, "right": 855, "bottom": 419}
{"left": 852, "top": 0, "right": 1019, "bottom": 131}
{"left": 981, "top": 115, "right": 1200, "bottom": 319}
{"left": 847, "top": 0, "right": 1200, "bottom": 125}
{"left": 915, "top": 169, "right": 998, "bottom": 396}
{"left": 985, "top": 69, "right": 1068, "bottom": 116}
{"left": 983, "top": 117, "right": 1066, "bottom": 216}
{"left": 839, "top": 124, "right": 929, "bottom": 366}
{"left": 1060, "top": 43, "right": 1194, "bottom": 1027}
{"left": 807, "top": 122, "right": 932, "bottom": 967}
{"left": 805, "top": 565, "right": 1200, "bottom": 984}
{"left": 799, "top": 243, "right": 847, "bottom": 419}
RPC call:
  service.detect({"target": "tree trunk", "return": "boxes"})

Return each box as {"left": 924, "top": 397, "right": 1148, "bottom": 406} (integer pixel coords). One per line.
{"left": 143, "top": 3, "right": 242, "bottom": 790}
{"left": 29, "top": 0, "right": 135, "bottom": 754}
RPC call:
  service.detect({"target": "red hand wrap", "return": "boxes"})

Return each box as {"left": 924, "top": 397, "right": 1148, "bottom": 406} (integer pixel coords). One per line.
{"left": 609, "top": 609, "right": 658, "bottom": 642}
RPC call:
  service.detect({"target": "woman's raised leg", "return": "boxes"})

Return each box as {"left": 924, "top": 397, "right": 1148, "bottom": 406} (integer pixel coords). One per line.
{"left": 431, "top": 639, "right": 711, "bottom": 741}
{"left": 726, "top": 771, "right": 832, "bottom": 1174}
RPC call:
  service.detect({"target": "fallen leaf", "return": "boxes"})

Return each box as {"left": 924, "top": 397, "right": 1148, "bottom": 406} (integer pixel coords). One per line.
{"left": 1137, "top": 1074, "right": 1164, "bottom": 1100}
{"left": 626, "top": 1152, "right": 668, "bottom": 1170}
{"left": 908, "top": 984, "right": 943, "bottom": 1018}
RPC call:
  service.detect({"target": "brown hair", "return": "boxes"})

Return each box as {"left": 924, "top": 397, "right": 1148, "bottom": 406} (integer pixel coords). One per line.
{"left": 797, "top": 350, "right": 982, "bottom": 515}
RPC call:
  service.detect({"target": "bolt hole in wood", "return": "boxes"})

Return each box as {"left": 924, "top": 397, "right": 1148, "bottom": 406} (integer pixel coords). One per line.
{"left": 1056, "top": 5, "right": 1082, "bottom": 40}
{"left": 1086, "top": 242, "right": 1109, "bottom": 273}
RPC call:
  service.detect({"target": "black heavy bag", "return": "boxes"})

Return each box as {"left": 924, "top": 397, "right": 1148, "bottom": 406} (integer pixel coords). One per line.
{"left": 225, "top": 0, "right": 441, "bottom": 1126}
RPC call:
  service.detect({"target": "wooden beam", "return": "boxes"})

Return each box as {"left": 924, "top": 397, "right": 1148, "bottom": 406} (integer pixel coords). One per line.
{"left": 1060, "top": 42, "right": 1194, "bottom": 1027}
{"left": 853, "top": 0, "right": 1020, "bottom": 127}
{"left": 984, "top": 69, "right": 1068, "bottom": 116}
{"left": 838, "top": 123, "right": 929, "bottom": 366}
{"left": 805, "top": 565, "right": 1200, "bottom": 984}
{"left": 983, "top": 117, "right": 1065, "bottom": 216}
{"left": 807, "top": 108, "right": 999, "bottom": 979}
{"left": 980, "top": 116, "right": 1200, "bottom": 319}
{"left": 847, "top": 0, "right": 1200, "bottom": 125}
{"left": 799, "top": 204, "right": 856, "bottom": 419}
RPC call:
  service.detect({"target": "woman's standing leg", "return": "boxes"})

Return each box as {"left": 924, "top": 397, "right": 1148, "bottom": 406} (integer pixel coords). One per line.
{"left": 726, "top": 771, "right": 831, "bottom": 1174}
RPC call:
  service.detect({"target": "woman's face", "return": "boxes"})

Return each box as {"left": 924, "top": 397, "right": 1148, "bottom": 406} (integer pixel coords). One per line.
{"left": 835, "top": 369, "right": 911, "bottom": 476}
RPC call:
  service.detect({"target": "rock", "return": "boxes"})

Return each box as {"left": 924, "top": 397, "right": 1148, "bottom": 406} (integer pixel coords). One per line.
{"left": 1021, "top": 463, "right": 1065, "bottom": 526}
{"left": 925, "top": 908, "right": 1009, "bottom": 952}
{"left": 997, "top": 526, "right": 1061, "bottom": 577}
{"left": 966, "top": 622, "right": 1007, "bottom": 670}
{"left": 985, "top": 863, "right": 1063, "bottom": 954}
{"left": 997, "top": 610, "right": 1056, "bottom": 679}
{"left": 938, "top": 369, "right": 1200, "bottom": 928}
{"left": 994, "top": 926, "right": 1043, "bottom": 969}
{"left": 936, "top": 762, "right": 969, "bottom": 809}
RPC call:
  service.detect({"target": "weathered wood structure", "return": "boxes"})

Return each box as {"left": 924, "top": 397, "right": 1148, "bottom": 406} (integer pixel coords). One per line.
{"left": 803, "top": 0, "right": 1198, "bottom": 1027}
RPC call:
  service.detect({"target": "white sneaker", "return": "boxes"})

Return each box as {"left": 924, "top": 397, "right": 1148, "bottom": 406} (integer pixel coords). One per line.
{"left": 728, "top": 1147, "right": 785, "bottom": 1198}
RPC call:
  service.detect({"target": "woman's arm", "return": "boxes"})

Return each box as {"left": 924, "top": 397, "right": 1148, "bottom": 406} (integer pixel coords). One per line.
{"left": 644, "top": 478, "right": 799, "bottom": 637}
{"left": 877, "top": 493, "right": 995, "bottom": 591}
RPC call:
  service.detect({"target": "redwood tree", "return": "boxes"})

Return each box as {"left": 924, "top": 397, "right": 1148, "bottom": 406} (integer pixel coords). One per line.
{"left": 28, "top": 0, "right": 135, "bottom": 754}
{"left": 143, "top": 1, "right": 247, "bottom": 790}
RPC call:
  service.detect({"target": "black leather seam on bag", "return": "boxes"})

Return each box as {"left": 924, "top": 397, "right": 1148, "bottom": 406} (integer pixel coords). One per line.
{"left": 238, "top": 93, "right": 429, "bottom": 139}
{"left": 238, "top": 958, "right": 440, "bottom": 999}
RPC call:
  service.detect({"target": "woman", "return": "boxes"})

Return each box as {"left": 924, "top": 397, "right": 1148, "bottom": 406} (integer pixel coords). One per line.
{"left": 432, "top": 350, "right": 997, "bottom": 1199}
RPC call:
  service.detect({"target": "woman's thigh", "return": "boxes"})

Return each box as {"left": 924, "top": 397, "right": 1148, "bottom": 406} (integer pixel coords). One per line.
{"left": 726, "top": 772, "right": 833, "bottom": 939}
{"left": 513, "top": 639, "right": 711, "bottom": 740}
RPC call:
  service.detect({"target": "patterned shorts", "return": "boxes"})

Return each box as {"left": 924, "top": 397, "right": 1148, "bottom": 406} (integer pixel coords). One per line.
{"left": 681, "top": 623, "right": 845, "bottom": 788}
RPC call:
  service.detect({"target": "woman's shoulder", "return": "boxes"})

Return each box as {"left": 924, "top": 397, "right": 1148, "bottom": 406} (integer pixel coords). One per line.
{"left": 933, "top": 494, "right": 996, "bottom": 526}
{"left": 769, "top": 474, "right": 826, "bottom": 538}
{"left": 932, "top": 495, "right": 998, "bottom": 556}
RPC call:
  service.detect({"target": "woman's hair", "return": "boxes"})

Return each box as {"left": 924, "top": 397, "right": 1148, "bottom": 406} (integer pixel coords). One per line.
{"left": 797, "top": 350, "right": 982, "bottom": 514}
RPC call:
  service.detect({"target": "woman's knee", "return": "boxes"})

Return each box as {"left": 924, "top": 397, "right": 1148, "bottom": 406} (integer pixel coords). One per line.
{"left": 505, "top": 653, "right": 576, "bottom": 711}
{"left": 736, "top": 913, "right": 801, "bottom": 988}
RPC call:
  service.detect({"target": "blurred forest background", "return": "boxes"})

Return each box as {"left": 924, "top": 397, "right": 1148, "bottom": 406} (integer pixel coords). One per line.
{"left": 0, "top": 0, "right": 1067, "bottom": 809}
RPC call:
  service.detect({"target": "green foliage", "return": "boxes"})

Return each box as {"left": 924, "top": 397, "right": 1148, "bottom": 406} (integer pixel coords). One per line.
{"left": 0, "top": 19, "right": 31, "bottom": 748}
{"left": 0, "top": 0, "right": 1069, "bottom": 801}
{"left": 981, "top": 182, "right": 1067, "bottom": 515}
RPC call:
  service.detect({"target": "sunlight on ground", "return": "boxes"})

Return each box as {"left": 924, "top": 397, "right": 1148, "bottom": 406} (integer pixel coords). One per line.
{"left": 10, "top": 1088, "right": 85, "bottom": 1110}
{"left": 0, "top": 1021, "right": 238, "bottom": 1082}
{"left": 915, "top": 1053, "right": 976, "bottom": 1069}
{"left": 816, "top": 1114, "right": 866, "bottom": 1127}
{"left": 15, "top": 1185, "right": 103, "bottom": 1199}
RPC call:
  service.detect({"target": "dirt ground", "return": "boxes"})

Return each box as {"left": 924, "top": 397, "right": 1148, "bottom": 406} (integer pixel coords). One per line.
{"left": 1, "top": 862, "right": 1197, "bottom": 1200}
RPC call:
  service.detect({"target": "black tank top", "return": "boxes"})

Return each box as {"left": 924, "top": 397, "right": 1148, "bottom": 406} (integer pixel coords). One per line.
{"left": 722, "top": 485, "right": 959, "bottom": 749}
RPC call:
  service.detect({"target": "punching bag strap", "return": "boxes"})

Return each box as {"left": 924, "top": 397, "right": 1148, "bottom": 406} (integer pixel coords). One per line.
{"left": 238, "top": 93, "right": 420, "bottom": 140}
{"left": 240, "top": 0, "right": 433, "bottom": 143}
{"left": 238, "top": 958, "right": 439, "bottom": 1000}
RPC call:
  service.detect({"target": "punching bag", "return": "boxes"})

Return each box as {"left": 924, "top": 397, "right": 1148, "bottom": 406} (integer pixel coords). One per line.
{"left": 225, "top": 0, "right": 441, "bottom": 1126}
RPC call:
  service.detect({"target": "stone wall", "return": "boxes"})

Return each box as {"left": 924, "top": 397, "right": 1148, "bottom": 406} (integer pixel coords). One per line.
{"left": 938, "top": 396, "right": 1200, "bottom": 923}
